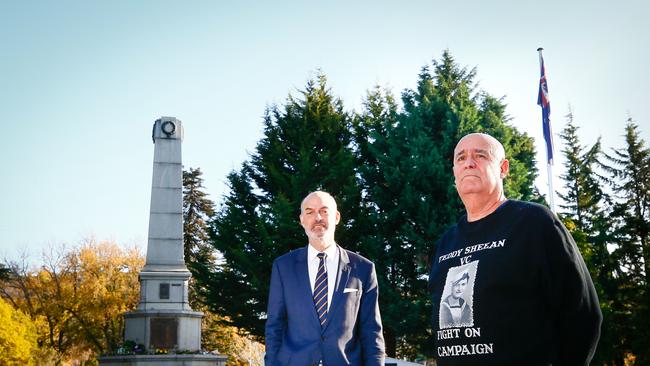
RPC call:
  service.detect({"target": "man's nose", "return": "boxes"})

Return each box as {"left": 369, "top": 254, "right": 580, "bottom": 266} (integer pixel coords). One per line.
{"left": 464, "top": 155, "right": 477, "bottom": 168}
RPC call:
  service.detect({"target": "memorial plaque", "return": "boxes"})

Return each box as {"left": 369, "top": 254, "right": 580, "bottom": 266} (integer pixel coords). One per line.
{"left": 150, "top": 318, "right": 178, "bottom": 349}
{"left": 159, "top": 283, "right": 170, "bottom": 299}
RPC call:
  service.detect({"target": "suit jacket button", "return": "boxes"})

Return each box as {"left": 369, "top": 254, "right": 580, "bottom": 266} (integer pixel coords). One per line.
{"left": 321, "top": 336, "right": 325, "bottom": 341}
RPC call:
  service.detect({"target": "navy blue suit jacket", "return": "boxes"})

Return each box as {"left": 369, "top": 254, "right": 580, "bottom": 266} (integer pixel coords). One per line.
{"left": 265, "top": 245, "right": 385, "bottom": 366}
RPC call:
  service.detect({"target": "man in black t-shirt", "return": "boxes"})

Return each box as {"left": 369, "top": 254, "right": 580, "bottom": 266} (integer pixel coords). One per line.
{"left": 428, "top": 133, "right": 602, "bottom": 365}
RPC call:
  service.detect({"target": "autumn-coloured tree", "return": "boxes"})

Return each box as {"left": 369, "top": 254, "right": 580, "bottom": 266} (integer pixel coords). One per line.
{"left": 0, "top": 297, "right": 37, "bottom": 365}
{"left": 1, "top": 240, "right": 144, "bottom": 364}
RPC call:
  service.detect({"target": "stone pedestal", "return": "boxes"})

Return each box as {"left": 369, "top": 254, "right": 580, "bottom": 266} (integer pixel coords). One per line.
{"left": 124, "top": 270, "right": 203, "bottom": 351}
{"left": 98, "top": 354, "right": 226, "bottom": 366}
{"left": 99, "top": 117, "right": 226, "bottom": 365}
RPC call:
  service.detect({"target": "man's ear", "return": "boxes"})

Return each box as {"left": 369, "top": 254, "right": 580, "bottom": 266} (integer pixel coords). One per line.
{"left": 500, "top": 158, "right": 510, "bottom": 179}
{"left": 335, "top": 211, "right": 341, "bottom": 225}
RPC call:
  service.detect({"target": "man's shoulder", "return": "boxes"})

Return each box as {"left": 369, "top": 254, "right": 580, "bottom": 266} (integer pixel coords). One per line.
{"left": 507, "top": 199, "right": 555, "bottom": 221}
{"left": 342, "top": 248, "right": 374, "bottom": 266}
{"left": 508, "top": 199, "right": 546, "bottom": 210}
{"left": 437, "top": 200, "right": 553, "bottom": 238}
{"left": 273, "top": 246, "right": 306, "bottom": 265}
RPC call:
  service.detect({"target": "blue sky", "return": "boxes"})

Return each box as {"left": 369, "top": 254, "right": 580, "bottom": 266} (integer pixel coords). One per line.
{"left": 2, "top": 0, "right": 648, "bottom": 262}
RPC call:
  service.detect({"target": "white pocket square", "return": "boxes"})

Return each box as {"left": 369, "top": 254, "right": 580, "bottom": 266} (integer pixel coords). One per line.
{"left": 343, "top": 288, "right": 359, "bottom": 293}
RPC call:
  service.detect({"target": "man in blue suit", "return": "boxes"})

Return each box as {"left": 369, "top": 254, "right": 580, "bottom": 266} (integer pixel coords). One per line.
{"left": 265, "top": 191, "right": 385, "bottom": 366}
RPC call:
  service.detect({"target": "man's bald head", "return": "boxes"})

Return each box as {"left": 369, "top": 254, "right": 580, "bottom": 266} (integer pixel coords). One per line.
{"left": 452, "top": 133, "right": 510, "bottom": 220}
{"left": 301, "top": 191, "right": 338, "bottom": 213}
{"left": 299, "top": 191, "right": 341, "bottom": 251}
{"left": 455, "top": 133, "right": 506, "bottom": 163}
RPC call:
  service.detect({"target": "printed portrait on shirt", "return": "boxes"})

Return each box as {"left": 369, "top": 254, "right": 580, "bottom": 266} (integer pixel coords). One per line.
{"left": 439, "top": 261, "right": 478, "bottom": 329}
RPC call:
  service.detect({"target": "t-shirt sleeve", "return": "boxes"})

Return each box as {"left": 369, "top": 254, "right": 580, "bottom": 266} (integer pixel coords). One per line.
{"left": 540, "top": 210, "right": 603, "bottom": 365}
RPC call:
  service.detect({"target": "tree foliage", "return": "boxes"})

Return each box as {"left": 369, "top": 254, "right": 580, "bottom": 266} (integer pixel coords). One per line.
{"left": 183, "top": 167, "right": 264, "bottom": 366}
{"left": 0, "top": 263, "right": 10, "bottom": 281}
{"left": 553, "top": 113, "right": 650, "bottom": 365}
{"left": 558, "top": 110, "right": 605, "bottom": 229}
{"left": 600, "top": 119, "right": 650, "bottom": 364}
{"left": 1, "top": 240, "right": 143, "bottom": 364}
{"left": 184, "top": 167, "right": 216, "bottom": 273}
{"left": 602, "top": 119, "right": 650, "bottom": 284}
{"left": 0, "top": 297, "right": 37, "bottom": 365}
{"left": 199, "top": 51, "right": 539, "bottom": 361}
{"left": 201, "top": 73, "right": 362, "bottom": 339}
{"left": 183, "top": 167, "right": 217, "bottom": 308}
{"left": 352, "top": 50, "right": 538, "bottom": 358}
{"left": 556, "top": 111, "right": 620, "bottom": 364}
{"left": 201, "top": 312, "right": 265, "bottom": 366}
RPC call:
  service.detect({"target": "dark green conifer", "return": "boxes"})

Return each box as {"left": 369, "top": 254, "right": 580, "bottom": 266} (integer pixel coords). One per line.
{"left": 202, "top": 74, "right": 362, "bottom": 337}
{"left": 353, "top": 50, "right": 539, "bottom": 359}
{"left": 601, "top": 119, "right": 650, "bottom": 364}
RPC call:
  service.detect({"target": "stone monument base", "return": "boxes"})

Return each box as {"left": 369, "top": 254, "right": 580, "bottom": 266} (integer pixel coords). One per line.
{"left": 98, "top": 354, "right": 227, "bottom": 366}
{"left": 124, "top": 309, "right": 203, "bottom": 351}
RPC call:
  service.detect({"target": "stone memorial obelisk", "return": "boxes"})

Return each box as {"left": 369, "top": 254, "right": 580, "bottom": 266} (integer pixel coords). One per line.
{"left": 99, "top": 117, "right": 226, "bottom": 366}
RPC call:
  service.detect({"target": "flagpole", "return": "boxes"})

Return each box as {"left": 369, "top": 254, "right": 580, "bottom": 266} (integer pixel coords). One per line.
{"left": 537, "top": 47, "right": 556, "bottom": 213}
{"left": 546, "top": 154, "right": 555, "bottom": 214}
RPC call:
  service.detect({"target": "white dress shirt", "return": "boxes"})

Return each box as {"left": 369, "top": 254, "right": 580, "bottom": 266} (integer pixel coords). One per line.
{"left": 307, "top": 243, "right": 338, "bottom": 311}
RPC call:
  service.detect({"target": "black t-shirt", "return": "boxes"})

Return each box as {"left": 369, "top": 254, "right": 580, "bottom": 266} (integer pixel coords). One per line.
{"left": 428, "top": 200, "right": 602, "bottom": 366}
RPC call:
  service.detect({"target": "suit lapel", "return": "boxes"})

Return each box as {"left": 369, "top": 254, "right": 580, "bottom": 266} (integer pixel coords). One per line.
{"left": 322, "top": 246, "right": 351, "bottom": 333}
{"left": 295, "top": 246, "right": 321, "bottom": 331}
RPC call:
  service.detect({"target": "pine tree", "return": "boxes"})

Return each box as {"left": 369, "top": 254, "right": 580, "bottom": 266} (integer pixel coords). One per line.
{"left": 555, "top": 111, "right": 620, "bottom": 364}
{"left": 603, "top": 119, "right": 650, "bottom": 284}
{"left": 353, "top": 85, "right": 413, "bottom": 357}
{"left": 183, "top": 168, "right": 264, "bottom": 366}
{"left": 199, "top": 54, "right": 539, "bottom": 359}
{"left": 556, "top": 111, "right": 607, "bottom": 277}
{"left": 354, "top": 50, "right": 539, "bottom": 359}
{"left": 557, "top": 110, "right": 605, "bottom": 229}
{"left": 356, "top": 59, "right": 466, "bottom": 358}
{"left": 351, "top": 84, "right": 398, "bottom": 262}
{"left": 601, "top": 119, "right": 650, "bottom": 363}
{"left": 183, "top": 167, "right": 216, "bottom": 305}
{"left": 201, "top": 74, "right": 362, "bottom": 338}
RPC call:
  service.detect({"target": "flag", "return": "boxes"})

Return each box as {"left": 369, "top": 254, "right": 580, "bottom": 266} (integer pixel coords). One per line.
{"left": 537, "top": 50, "right": 553, "bottom": 165}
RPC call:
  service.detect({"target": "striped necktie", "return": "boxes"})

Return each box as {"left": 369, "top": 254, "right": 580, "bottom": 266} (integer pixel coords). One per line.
{"left": 313, "top": 252, "right": 328, "bottom": 327}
